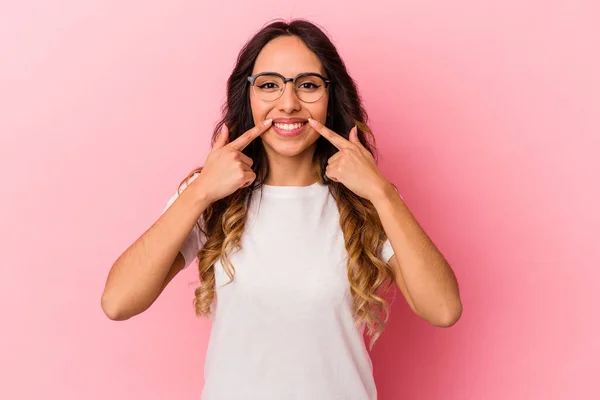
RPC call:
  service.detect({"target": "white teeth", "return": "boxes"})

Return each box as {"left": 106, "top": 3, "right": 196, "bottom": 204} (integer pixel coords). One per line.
{"left": 274, "top": 122, "right": 304, "bottom": 131}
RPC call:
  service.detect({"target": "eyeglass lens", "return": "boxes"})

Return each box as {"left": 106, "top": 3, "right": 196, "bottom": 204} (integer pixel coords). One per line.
{"left": 253, "top": 74, "right": 326, "bottom": 103}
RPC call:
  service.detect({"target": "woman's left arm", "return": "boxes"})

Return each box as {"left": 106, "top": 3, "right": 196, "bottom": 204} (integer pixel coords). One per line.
{"left": 308, "top": 118, "right": 463, "bottom": 327}
{"left": 371, "top": 183, "right": 463, "bottom": 327}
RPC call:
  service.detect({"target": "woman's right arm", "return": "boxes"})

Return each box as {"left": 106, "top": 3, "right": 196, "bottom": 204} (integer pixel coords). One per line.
{"left": 101, "top": 120, "right": 271, "bottom": 320}
{"left": 100, "top": 178, "right": 210, "bottom": 321}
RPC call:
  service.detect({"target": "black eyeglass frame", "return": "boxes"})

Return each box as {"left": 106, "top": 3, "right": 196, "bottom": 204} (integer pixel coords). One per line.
{"left": 247, "top": 72, "right": 332, "bottom": 103}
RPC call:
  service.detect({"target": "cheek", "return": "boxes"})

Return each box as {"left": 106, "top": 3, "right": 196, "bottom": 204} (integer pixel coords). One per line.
{"left": 311, "top": 97, "right": 329, "bottom": 120}
{"left": 250, "top": 93, "right": 271, "bottom": 121}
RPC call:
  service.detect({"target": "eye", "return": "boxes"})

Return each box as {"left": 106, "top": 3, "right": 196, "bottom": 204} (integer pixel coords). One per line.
{"left": 298, "top": 82, "right": 320, "bottom": 89}
{"left": 258, "top": 82, "right": 279, "bottom": 89}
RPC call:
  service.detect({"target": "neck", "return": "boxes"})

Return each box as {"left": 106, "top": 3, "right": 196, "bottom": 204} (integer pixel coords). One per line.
{"left": 262, "top": 142, "right": 319, "bottom": 186}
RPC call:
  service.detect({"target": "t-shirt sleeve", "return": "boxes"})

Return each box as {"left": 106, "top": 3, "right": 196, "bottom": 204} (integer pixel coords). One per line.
{"left": 380, "top": 237, "right": 395, "bottom": 263}
{"left": 161, "top": 173, "right": 206, "bottom": 269}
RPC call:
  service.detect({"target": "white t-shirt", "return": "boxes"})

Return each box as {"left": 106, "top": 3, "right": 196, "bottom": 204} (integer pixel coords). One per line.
{"left": 163, "top": 174, "right": 395, "bottom": 400}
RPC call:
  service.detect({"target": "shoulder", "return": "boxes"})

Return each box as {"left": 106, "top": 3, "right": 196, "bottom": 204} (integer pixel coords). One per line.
{"left": 178, "top": 172, "right": 202, "bottom": 194}
{"left": 163, "top": 172, "right": 202, "bottom": 213}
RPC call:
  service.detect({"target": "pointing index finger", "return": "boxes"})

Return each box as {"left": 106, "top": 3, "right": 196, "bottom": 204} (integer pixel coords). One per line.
{"left": 229, "top": 119, "right": 273, "bottom": 151}
{"left": 308, "top": 118, "right": 352, "bottom": 150}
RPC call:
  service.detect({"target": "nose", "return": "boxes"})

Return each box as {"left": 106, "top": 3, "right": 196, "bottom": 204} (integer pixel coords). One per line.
{"left": 277, "top": 81, "right": 301, "bottom": 114}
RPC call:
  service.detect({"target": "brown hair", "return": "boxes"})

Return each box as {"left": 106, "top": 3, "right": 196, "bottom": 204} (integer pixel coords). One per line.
{"left": 179, "top": 19, "right": 396, "bottom": 349}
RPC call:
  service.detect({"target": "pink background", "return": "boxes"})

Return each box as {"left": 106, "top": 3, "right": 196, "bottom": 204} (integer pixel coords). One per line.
{"left": 1, "top": 1, "right": 598, "bottom": 399}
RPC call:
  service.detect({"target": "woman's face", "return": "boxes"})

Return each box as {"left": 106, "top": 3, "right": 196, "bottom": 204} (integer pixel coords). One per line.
{"left": 250, "top": 35, "right": 329, "bottom": 158}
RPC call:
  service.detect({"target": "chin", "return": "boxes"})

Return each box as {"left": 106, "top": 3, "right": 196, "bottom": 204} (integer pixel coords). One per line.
{"left": 261, "top": 135, "right": 317, "bottom": 158}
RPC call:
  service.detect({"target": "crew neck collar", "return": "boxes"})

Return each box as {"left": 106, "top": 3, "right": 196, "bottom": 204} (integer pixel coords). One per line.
{"left": 258, "top": 180, "right": 326, "bottom": 197}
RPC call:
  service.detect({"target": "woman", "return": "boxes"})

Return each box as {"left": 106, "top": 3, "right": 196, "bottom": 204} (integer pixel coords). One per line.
{"left": 102, "top": 19, "right": 462, "bottom": 400}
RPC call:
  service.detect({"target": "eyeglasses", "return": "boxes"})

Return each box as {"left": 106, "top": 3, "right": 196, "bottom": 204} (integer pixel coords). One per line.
{"left": 247, "top": 72, "right": 331, "bottom": 103}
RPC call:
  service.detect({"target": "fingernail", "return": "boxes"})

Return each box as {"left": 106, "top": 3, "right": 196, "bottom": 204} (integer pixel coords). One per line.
{"left": 263, "top": 119, "right": 272, "bottom": 126}
{"left": 308, "top": 118, "right": 318, "bottom": 126}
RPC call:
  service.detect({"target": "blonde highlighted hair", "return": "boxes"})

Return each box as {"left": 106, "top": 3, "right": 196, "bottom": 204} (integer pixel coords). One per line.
{"left": 178, "top": 19, "right": 398, "bottom": 348}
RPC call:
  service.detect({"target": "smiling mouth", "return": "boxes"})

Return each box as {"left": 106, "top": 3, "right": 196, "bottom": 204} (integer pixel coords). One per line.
{"left": 271, "top": 121, "right": 308, "bottom": 137}
{"left": 273, "top": 121, "right": 307, "bottom": 131}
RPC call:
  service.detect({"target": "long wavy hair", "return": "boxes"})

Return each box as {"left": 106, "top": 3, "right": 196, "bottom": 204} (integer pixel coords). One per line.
{"left": 178, "top": 19, "right": 396, "bottom": 349}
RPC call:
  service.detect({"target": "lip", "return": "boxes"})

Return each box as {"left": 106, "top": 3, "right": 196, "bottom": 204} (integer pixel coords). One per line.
{"left": 272, "top": 118, "right": 308, "bottom": 124}
{"left": 271, "top": 118, "right": 309, "bottom": 138}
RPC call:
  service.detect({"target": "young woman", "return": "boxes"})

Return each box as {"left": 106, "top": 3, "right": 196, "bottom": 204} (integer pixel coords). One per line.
{"left": 102, "top": 19, "right": 462, "bottom": 400}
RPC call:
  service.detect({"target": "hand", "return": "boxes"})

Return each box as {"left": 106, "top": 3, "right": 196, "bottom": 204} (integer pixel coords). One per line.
{"left": 309, "top": 118, "right": 389, "bottom": 201}
{"left": 195, "top": 119, "right": 272, "bottom": 204}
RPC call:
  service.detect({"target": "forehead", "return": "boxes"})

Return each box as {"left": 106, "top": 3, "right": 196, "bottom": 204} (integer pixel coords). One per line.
{"left": 252, "top": 35, "right": 325, "bottom": 76}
